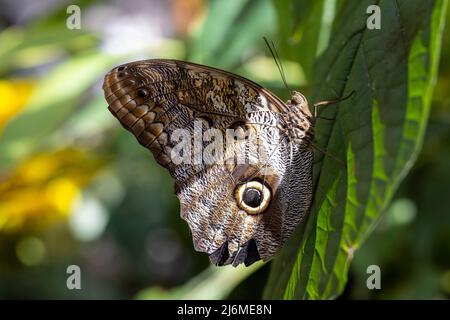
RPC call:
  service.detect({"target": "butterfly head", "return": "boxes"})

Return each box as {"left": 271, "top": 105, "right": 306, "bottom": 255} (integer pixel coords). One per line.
{"left": 288, "top": 91, "right": 312, "bottom": 118}
{"left": 282, "top": 91, "right": 314, "bottom": 145}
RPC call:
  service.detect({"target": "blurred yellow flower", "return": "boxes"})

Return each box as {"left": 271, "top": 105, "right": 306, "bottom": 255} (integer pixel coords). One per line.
{"left": 0, "top": 149, "right": 101, "bottom": 234}
{"left": 0, "top": 79, "right": 34, "bottom": 132}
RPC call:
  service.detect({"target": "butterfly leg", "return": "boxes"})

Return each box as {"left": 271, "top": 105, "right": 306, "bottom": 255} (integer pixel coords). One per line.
{"left": 312, "top": 90, "right": 356, "bottom": 119}
{"left": 311, "top": 142, "right": 346, "bottom": 168}
{"left": 317, "top": 116, "right": 336, "bottom": 121}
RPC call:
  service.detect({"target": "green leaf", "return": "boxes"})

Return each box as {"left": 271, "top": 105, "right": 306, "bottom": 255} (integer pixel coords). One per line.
{"left": 272, "top": 0, "right": 337, "bottom": 83}
{"left": 264, "top": 0, "right": 448, "bottom": 299}
{"left": 136, "top": 262, "right": 263, "bottom": 300}
{"left": 190, "top": 0, "right": 276, "bottom": 69}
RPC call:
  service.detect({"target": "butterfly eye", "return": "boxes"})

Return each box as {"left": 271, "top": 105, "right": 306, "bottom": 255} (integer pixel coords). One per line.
{"left": 292, "top": 92, "right": 307, "bottom": 105}
{"left": 137, "top": 88, "right": 149, "bottom": 98}
{"left": 116, "top": 66, "right": 128, "bottom": 78}
{"left": 243, "top": 188, "right": 262, "bottom": 207}
{"left": 235, "top": 181, "right": 271, "bottom": 214}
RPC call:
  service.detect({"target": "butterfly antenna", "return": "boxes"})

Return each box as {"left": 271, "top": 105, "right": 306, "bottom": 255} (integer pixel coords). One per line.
{"left": 270, "top": 39, "right": 290, "bottom": 91}
{"left": 263, "top": 37, "right": 292, "bottom": 94}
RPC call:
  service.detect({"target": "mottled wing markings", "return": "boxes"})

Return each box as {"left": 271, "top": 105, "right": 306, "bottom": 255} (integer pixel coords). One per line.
{"left": 103, "top": 59, "right": 314, "bottom": 266}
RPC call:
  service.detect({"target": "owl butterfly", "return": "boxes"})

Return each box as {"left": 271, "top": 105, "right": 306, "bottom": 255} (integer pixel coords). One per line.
{"left": 103, "top": 59, "right": 315, "bottom": 267}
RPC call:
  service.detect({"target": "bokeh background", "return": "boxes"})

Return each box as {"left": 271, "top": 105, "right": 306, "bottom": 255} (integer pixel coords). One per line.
{"left": 0, "top": 0, "right": 449, "bottom": 299}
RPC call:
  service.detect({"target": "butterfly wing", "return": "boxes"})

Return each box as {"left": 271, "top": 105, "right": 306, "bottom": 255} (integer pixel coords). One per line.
{"left": 103, "top": 59, "right": 313, "bottom": 266}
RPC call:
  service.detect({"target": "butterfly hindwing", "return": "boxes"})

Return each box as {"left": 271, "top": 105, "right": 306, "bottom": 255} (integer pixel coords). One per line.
{"left": 103, "top": 59, "right": 314, "bottom": 266}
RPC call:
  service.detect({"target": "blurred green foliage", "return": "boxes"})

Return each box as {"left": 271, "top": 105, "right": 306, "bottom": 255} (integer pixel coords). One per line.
{"left": 0, "top": 0, "right": 448, "bottom": 300}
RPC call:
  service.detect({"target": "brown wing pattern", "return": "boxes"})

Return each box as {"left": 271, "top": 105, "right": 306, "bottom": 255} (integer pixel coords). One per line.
{"left": 103, "top": 59, "right": 314, "bottom": 266}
